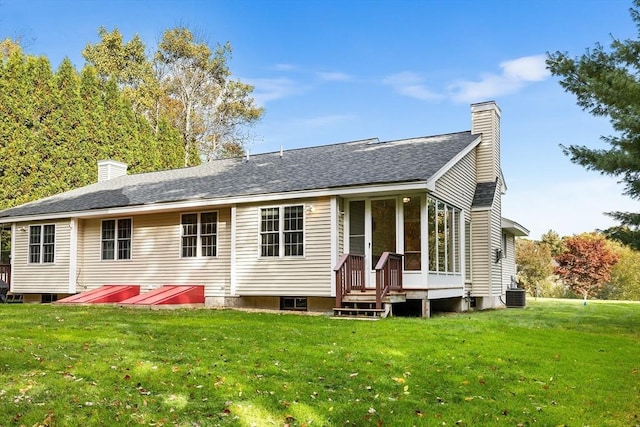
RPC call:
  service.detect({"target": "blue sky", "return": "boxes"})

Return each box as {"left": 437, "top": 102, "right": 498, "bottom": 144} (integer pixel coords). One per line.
{"left": 2, "top": 0, "right": 639, "bottom": 239}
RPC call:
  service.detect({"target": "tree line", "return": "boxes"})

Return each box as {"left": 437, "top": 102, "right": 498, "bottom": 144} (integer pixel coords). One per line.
{"left": 0, "top": 27, "right": 262, "bottom": 212}
{"left": 516, "top": 231, "right": 640, "bottom": 301}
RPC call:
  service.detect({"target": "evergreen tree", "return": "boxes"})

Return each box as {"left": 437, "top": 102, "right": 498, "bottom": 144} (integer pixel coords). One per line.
{"left": 0, "top": 49, "right": 185, "bottom": 211}
{"left": 547, "top": 1, "right": 640, "bottom": 250}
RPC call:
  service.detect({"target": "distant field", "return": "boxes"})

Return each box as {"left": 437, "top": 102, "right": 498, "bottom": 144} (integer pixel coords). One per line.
{"left": 1, "top": 299, "right": 638, "bottom": 426}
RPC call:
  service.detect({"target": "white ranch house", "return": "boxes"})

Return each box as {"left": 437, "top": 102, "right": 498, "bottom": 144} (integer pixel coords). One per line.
{"left": 0, "top": 101, "right": 528, "bottom": 316}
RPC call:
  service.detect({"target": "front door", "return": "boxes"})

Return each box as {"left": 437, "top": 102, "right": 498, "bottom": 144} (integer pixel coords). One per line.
{"left": 371, "top": 198, "right": 396, "bottom": 270}
{"left": 348, "top": 198, "right": 400, "bottom": 287}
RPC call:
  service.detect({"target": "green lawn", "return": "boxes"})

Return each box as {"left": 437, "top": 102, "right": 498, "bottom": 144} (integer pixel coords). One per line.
{"left": 1, "top": 299, "right": 638, "bottom": 426}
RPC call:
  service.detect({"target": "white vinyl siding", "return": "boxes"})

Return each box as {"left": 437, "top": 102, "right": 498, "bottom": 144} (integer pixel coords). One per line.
{"left": 433, "top": 149, "right": 477, "bottom": 210}
{"left": 235, "top": 197, "right": 332, "bottom": 296}
{"left": 77, "top": 209, "right": 231, "bottom": 296}
{"left": 502, "top": 232, "right": 517, "bottom": 288}
{"left": 470, "top": 210, "right": 491, "bottom": 296}
{"left": 11, "top": 219, "right": 72, "bottom": 293}
{"left": 471, "top": 106, "right": 501, "bottom": 183}
{"left": 489, "top": 193, "right": 503, "bottom": 296}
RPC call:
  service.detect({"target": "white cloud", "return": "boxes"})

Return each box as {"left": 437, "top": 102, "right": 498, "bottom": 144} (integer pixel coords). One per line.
{"left": 382, "top": 72, "right": 443, "bottom": 100}
{"left": 449, "top": 54, "right": 550, "bottom": 103}
{"left": 246, "top": 77, "right": 308, "bottom": 105}
{"left": 501, "top": 55, "right": 550, "bottom": 81}
{"left": 317, "top": 71, "right": 352, "bottom": 82}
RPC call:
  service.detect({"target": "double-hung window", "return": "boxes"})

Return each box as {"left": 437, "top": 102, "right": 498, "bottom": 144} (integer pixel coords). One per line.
{"left": 260, "top": 205, "right": 304, "bottom": 257}
{"left": 102, "top": 218, "right": 132, "bottom": 260}
{"left": 29, "top": 224, "right": 55, "bottom": 264}
{"left": 181, "top": 212, "right": 218, "bottom": 257}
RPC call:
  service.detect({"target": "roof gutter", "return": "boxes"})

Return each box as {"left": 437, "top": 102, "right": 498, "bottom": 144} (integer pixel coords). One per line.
{"left": 0, "top": 180, "right": 431, "bottom": 223}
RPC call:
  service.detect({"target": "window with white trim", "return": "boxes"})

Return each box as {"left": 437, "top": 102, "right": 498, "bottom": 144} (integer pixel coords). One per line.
{"left": 29, "top": 224, "right": 55, "bottom": 264}
{"left": 427, "top": 197, "right": 461, "bottom": 273}
{"left": 181, "top": 212, "right": 218, "bottom": 257}
{"left": 260, "top": 205, "right": 304, "bottom": 257}
{"left": 102, "top": 218, "right": 132, "bottom": 260}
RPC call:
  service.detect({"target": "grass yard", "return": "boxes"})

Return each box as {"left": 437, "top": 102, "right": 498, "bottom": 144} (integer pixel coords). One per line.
{"left": 1, "top": 299, "right": 639, "bottom": 427}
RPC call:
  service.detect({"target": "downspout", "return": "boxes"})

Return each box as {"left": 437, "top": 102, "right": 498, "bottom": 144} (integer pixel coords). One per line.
{"left": 497, "top": 247, "right": 506, "bottom": 306}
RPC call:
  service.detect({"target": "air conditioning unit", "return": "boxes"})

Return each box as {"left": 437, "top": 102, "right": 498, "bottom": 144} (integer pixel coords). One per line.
{"left": 505, "top": 288, "right": 526, "bottom": 308}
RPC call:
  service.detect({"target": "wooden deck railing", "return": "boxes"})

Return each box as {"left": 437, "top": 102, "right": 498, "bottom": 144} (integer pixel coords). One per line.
{"left": 374, "top": 252, "right": 403, "bottom": 309}
{"left": 0, "top": 264, "right": 10, "bottom": 285}
{"left": 333, "top": 254, "right": 365, "bottom": 308}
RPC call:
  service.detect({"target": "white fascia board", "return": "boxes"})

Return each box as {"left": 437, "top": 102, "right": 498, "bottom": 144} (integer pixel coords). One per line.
{"left": 500, "top": 169, "right": 507, "bottom": 194}
{"left": 425, "top": 135, "right": 481, "bottom": 190}
{"left": 501, "top": 217, "right": 529, "bottom": 236}
{"left": 0, "top": 181, "right": 430, "bottom": 223}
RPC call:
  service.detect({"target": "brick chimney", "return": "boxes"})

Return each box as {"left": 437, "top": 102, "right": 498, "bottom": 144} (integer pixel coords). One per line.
{"left": 471, "top": 101, "right": 501, "bottom": 183}
{"left": 97, "top": 160, "right": 128, "bottom": 182}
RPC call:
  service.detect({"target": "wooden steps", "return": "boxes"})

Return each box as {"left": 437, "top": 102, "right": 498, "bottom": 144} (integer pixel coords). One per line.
{"left": 333, "top": 305, "right": 386, "bottom": 318}
{"left": 333, "top": 290, "right": 406, "bottom": 318}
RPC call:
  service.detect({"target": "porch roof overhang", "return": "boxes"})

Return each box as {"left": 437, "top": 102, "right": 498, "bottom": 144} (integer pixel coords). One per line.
{"left": 502, "top": 217, "right": 529, "bottom": 237}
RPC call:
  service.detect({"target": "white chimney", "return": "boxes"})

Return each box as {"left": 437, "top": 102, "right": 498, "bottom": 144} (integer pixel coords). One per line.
{"left": 471, "top": 101, "right": 501, "bottom": 183}
{"left": 97, "top": 160, "right": 128, "bottom": 182}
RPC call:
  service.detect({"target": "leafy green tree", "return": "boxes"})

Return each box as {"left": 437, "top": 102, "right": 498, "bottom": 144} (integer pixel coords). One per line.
{"left": 597, "top": 242, "right": 640, "bottom": 301}
{"left": 155, "top": 27, "right": 263, "bottom": 164}
{"left": 547, "top": 1, "right": 640, "bottom": 250}
{"left": 83, "top": 26, "right": 264, "bottom": 165}
{"left": 81, "top": 27, "right": 156, "bottom": 117}
{"left": 516, "top": 238, "right": 554, "bottom": 295}
{"left": 554, "top": 233, "right": 620, "bottom": 301}
{"left": 0, "top": 37, "right": 21, "bottom": 60}
{"left": 540, "top": 229, "right": 565, "bottom": 257}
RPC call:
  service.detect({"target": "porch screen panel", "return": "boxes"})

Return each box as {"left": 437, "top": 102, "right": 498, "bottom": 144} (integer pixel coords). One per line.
{"left": 437, "top": 201, "right": 446, "bottom": 271}
{"left": 453, "top": 211, "right": 461, "bottom": 272}
{"left": 403, "top": 197, "right": 421, "bottom": 270}
{"left": 427, "top": 198, "right": 436, "bottom": 271}
{"left": 371, "top": 199, "right": 396, "bottom": 269}
{"left": 348, "top": 201, "right": 365, "bottom": 256}
{"left": 446, "top": 206, "right": 455, "bottom": 272}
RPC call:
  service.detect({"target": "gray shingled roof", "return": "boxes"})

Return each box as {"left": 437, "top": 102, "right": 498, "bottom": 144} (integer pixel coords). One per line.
{"left": 0, "top": 131, "right": 478, "bottom": 219}
{"left": 472, "top": 181, "right": 498, "bottom": 208}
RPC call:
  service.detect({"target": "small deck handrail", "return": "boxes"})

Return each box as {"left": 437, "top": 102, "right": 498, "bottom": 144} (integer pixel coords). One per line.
{"left": 333, "top": 254, "right": 365, "bottom": 308}
{"left": 0, "top": 264, "right": 10, "bottom": 286}
{"left": 374, "top": 252, "right": 403, "bottom": 309}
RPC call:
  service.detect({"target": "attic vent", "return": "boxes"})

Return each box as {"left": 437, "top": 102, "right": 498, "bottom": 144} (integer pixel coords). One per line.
{"left": 97, "top": 160, "right": 128, "bottom": 182}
